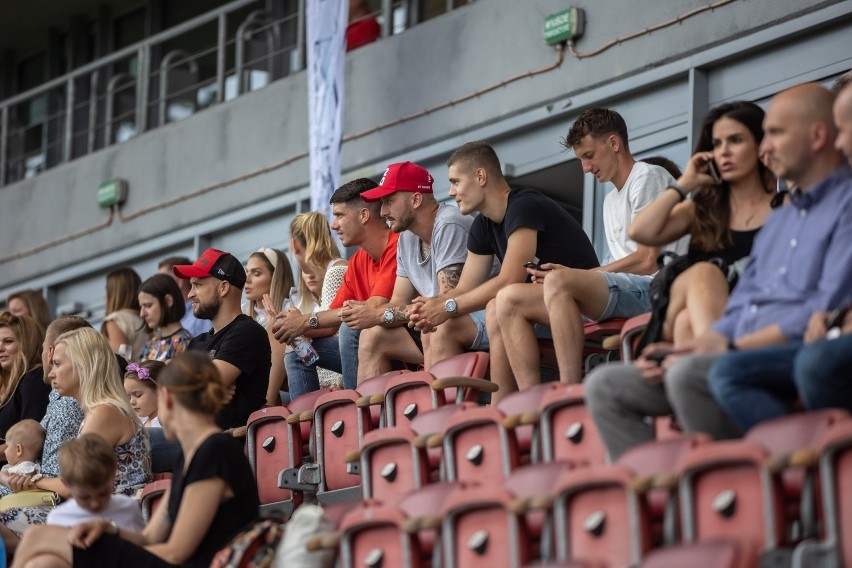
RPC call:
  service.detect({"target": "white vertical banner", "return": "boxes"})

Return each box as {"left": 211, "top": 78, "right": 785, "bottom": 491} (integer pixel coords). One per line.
{"left": 307, "top": 0, "right": 348, "bottom": 219}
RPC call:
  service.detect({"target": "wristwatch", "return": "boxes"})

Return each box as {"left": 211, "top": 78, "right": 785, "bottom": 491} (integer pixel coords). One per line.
{"left": 308, "top": 312, "right": 320, "bottom": 329}
{"left": 383, "top": 307, "right": 395, "bottom": 326}
{"left": 444, "top": 298, "right": 458, "bottom": 315}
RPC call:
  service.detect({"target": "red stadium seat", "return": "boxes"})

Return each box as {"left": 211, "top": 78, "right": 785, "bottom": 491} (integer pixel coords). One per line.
{"left": 245, "top": 405, "right": 301, "bottom": 516}
{"left": 550, "top": 464, "right": 652, "bottom": 566}
{"left": 441, "top": 485, "right": 532, "bottom": 568}
{"left": 538, "top": 384, "right": 607, "bottom": 466}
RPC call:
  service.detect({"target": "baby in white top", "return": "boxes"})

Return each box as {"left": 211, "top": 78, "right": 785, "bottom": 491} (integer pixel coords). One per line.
{"left": 46, "top": 434, "right": 144, "bottom": 532}
{"left": 2, "top": 419, "right": 44, "bottom": 476}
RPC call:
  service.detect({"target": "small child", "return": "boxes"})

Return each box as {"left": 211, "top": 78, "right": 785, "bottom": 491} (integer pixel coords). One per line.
{"left": 2, "top": 419, "right": 45, "bottom": 475}
{"left": 124, "top": 361, "right": 165, "bottom": 427}
{"left": 46, "top": 434, "right": 144, "bottom": 531}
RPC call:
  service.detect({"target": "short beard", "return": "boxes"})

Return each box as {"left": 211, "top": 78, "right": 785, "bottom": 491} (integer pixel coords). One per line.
{"left": 392, "top": 207, "right": 415, "bottom": 233}
{"left": 194, "top": 296, "right": 220, "bottom": 321}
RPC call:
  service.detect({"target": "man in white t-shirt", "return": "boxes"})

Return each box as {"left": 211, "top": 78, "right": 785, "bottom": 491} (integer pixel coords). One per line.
{"left": 355, "top": 162, "right": 473, "bottom": 379}
{"left": 496, "top": 108, "right": 687, "bottom": 388}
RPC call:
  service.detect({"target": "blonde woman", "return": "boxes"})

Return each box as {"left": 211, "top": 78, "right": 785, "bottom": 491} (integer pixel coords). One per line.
{"left": 243, "top": 247, "right": 295, "bottom": 405}
{"left": 0, "top": 328, "right": 151, "bottom": 548}
{"left": 13, "top": 352, "right": 259, "bottom": 568}
{"left": 289, "top": 212, "right": 348, "bottom": 390}
{"left": 101, "top": 268, "right": 150, "bottom": 359}
{"left": 0, "top": 313, "right": 50, "bottom": 452}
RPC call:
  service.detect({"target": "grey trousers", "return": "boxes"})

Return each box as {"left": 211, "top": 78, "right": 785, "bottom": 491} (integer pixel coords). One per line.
{"left": 585, "top": 353, "right": 742, "bottom": 461}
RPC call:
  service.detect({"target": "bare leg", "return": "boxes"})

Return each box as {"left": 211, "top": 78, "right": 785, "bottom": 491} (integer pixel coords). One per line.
{"left": 486, "top": 298, "right": 516, "bottom": 405}
{"left": 357, "top": 326, "right": 423, "bottom": 382}
{"left": 682, "top": 263, "right": 729, "bottom": 338}
{"left": 496, "top": 283, "right": 550, "bottom": 391}
{"left": 662, "top": 276, "right": 688, "bottom": 343}
{"left": 12, "top": 525, "right": 73, "bottom": 568}
{"left": 542, "top": 269, "right": 611, "bottom": 384}
{"left": 427, "top": 315, "right": 479, "bottom": 367}
{"left": 1, "top": 523, "right": 20, "bottom": 554}
{"left": 421, "top": 332, "right": 432, "bottom": 369}
{"left": 673, "top": 308, "right": 695, "bottom": 345}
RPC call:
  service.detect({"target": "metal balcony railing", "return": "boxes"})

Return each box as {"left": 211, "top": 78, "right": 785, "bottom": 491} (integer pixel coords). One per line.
{"left": 0, "top": 0, "right": 463, "bottom": 187}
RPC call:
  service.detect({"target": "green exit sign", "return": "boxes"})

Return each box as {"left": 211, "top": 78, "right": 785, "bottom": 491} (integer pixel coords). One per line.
{"left": 97, "top": 178, "right": 128, "bottom": 208}
{"left": 544, "top": 7, "right": 585, "bottom": 45}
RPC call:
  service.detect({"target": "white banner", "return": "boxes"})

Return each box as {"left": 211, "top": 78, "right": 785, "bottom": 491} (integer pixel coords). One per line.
{"left": 307, "top": 0, "right": 348, "bottom": 220}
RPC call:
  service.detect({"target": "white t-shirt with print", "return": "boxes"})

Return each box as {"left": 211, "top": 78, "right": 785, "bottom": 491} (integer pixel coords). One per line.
{"left": 46, "top": 493, "right": 145, "bottom": 531}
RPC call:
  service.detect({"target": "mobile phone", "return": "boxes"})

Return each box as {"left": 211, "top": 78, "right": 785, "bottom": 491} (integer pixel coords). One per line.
{"left": 706, "top": 159, "right": 721, "bottom": 184}
{"left": 825, "top": 300, "right": 851, "bottom": 339}
{"left": 776, "top": 177, "right": 788, "bottom": 193}
{"left": 645, "top": 349, "right": 673, "bottom": 364}
{"left": 523, "top": 256, "right": 541, "bottom": 270}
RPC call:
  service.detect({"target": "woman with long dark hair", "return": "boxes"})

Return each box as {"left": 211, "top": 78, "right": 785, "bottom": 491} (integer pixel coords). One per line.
{"left": 629, "top": 101, "right": 776, "bottom": 344}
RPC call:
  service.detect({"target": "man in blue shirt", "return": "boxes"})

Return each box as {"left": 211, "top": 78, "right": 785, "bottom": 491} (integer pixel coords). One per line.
{"left": 706, "top": 80, "right": 852, "bottom": 431}
{"left": 585, "top": 83, "right": 852, "bottom": 460}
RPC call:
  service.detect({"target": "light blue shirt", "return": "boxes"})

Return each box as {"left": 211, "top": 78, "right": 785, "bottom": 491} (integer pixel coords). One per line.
{"left": 181, "top": 300, "right": 210, "bottom": 338}
{"left": 713, "top": 165, "right": 852, "bottom": 342}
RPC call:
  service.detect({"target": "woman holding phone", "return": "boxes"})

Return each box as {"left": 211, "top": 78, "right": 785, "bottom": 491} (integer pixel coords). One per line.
{"left": 628, "top": 101, "right": 776, "bottom": 345}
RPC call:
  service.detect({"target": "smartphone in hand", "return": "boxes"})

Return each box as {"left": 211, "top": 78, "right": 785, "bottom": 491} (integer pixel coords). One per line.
{"left": 523, "top": 256, "right": 541, "bottom": 271}
{"left": 706, "top": 159, "right": 722, "bottom": 184}
{"left": 826, "top": 300, "right": 851, "bottom": 339}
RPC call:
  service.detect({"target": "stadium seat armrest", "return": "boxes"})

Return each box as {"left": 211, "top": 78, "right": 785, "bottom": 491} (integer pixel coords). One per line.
{"left": 431, "top": 376, "right": 498, "bottom": 393}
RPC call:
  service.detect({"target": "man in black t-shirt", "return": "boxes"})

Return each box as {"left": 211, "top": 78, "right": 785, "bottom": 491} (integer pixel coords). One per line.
{"left": 173, "top": 248, "right": 271, "bottom": 429}
{"left": 408, "top": 142, "right": 598, "bottom": 403}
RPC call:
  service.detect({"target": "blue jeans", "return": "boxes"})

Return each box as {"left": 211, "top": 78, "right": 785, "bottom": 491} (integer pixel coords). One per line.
{"left": 708, "top": 344, "right": 800, "bottom": 432}
{"left": 285, "top": 325, "right": 361, "bottom": 398}
{"left": 148, "top": 427, "right": 182, "bottom": 473}
{"left": 708, "top": 335, "right": 852, "bottom": 432}
{"left": 794, "top": 333, "right": 852, "bottom": 410}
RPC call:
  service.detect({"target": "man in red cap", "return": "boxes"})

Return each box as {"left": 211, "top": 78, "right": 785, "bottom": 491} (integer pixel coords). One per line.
{"left": 172, "top": 249, "right": 270, "bottom": 429}
{"left": 354, "top": 161, "right": 473, "bottom": 379}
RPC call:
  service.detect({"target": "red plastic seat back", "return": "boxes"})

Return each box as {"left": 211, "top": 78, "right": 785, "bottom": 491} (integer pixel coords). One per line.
{"left": 246, "top": 406, "right": 298, "bottom": 506}
{"left": 429, "top": 352, "right": 490, "bottom": 402}
{"left": 357, "top": 370, "right": 407, "bottom": 428}
{"left": 539, "top": 384, "right": 607, "bottom": 466}
{"left": 313, "top": 390, "right": 363, "bottom": 492}
{"left": 288, "top": 387, "right": 332, "bottom": 447}
{"left": 383, "top": 371, "right": 443, "bottom": 427}
{"left": 498, "top": 383, "right": 562, "bottom": 461}
{"left": 339, "top": 501, "right": 422, "bottom": 568}
{"left": 359, "top": 427, "right": 428, "bottom": 501}
{"left": 140, "top": 478, "right": 171, "bottom": 522}
{"left": 553, "top": 465, "right": 651, "bottom": 566}
{"left": 640, "top": 539, "right": 755, "bottom": 568}
{"left": 441, "top": 486, "right": 530, "bottom": 568}
{"left": 443, "top": 406, "right": 519, "bottom": 485}
{"left": 677, "top": 441, "right": 785, "bottom": 549}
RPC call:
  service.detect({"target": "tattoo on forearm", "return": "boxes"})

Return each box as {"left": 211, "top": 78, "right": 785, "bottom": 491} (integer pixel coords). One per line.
{"left": 438, "top": 264, "right": 464, "bottom": 292}
{"left": 394, "top": 306, "right": 409, "bottom": 323}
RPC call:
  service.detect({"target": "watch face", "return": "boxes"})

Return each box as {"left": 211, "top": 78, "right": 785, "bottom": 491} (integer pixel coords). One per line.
{"left": 384, "top": 309, "right": 395, "bottom": 324}
{"left": 445, "top": 298, "right": 457, "bottom": 313}
{"left": 309, "top": 314, "right": 319, "bottom": 328}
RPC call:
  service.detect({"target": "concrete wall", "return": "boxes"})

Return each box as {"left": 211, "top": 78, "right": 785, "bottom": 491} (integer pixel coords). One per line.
{"left": 1, "top": 0, "right": 850, "bottom": 304}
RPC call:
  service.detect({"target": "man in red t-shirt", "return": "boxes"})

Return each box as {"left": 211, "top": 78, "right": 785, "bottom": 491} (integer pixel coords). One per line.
{"left": 272, "top": 178, "right": 398, "bottom": 393}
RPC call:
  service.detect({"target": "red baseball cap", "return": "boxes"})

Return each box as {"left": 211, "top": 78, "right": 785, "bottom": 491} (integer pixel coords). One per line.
{"left": 361, "top": 161, "right": 434, "bottom": 201}
{"left": 172, "top": 248, "right": 246, "bottom": 289}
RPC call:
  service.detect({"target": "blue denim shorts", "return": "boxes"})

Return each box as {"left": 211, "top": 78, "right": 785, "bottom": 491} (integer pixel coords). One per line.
{"left": 597, "top": 272, "right": 653, "bottom": 320}
{"left": 468, "top": 309, "right": 489, "bottom": 350}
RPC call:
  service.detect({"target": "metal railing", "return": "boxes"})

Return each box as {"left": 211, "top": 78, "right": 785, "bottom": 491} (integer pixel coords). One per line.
{"left": 0, "top": 0, "right": 465, "bottom": 187}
